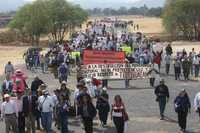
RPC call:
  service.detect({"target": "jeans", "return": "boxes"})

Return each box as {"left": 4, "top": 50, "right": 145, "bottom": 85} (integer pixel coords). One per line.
{"left": 150, "top": 77, "right": 155, "bottom": 87}
{"left": 41, "top": 112, "right": 52, "bottom": 133}
{"left": 158, "top": 96, "right": 167, "bottom": 117}
{"left": 195, "top": 65, "right": 199, "bottom": 77}
{"left": 165, "top": 64, "right": 170, "bottom": 75}
{"left": 125, "top": 79, "right": 129, "bottom": 88}
{"left": 60, "top": 116, "right": 68, "bottom": 133}
{"left": 102, "top": 80, "right": 108, "bottom": 88}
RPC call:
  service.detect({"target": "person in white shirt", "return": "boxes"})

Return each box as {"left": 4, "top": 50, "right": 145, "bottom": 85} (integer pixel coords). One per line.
{"left": 194, "top": 92, "right": 200, "bottom": 120}
{"left": 1, "top": 94, "right": 18, "bottom": 133}
{"left": 193, "top": 55, "right": 200, "bottom": 77}
{"left": 38, "top": 90, "right": 54, "bottom": 133}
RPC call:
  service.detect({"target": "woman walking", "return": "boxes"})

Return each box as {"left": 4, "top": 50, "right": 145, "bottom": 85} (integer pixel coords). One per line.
{"left": 58, "top": 94, "right": 69, "bottom": 133}
{"left": 96, "top": 87, "right": 110, "bottom": 126}
{"left": 111, "top": 95, "right": 128, "bottom": 133}
{"left": 174, "top": 89, "right": 191, "bottom": 132}
{"left": 78, "top": 94, "right": 97, "bottom": 133}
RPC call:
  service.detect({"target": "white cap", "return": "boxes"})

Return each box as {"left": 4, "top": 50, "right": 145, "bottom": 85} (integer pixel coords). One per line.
{"left": 4, "top": 94, "right": 10, "bottom": 98}
{"left": 102, "top": 87, "right": 107, "bottom": 91}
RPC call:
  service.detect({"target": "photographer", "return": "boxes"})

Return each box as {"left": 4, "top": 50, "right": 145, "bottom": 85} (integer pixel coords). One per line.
{"left": 38, "top": 90, "right": 54, "bottom": 133}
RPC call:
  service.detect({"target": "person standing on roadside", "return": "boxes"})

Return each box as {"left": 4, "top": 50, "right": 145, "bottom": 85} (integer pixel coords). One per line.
{"left": 165, "top": 44, "right": 173, "bottom": 56}
{"left": 174, "top": 89, "right": 191, "bottom": 132}
{"left": 164, "top": 54, "right": 171, "bottom": 75}
{"left": 5, "top": 61, "right": 14, "bottom": 77}
{"left": 155, "top": 79, "right": 169, "bottom": 120}
{"left": 174, "top": 58, "right": 181, "bottom": 80}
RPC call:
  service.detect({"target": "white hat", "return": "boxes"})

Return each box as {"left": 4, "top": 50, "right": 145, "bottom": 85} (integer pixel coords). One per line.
{"left": 4, "top": 94, "right": 10, "bottom": 98}
{"left": 42, "top": 90, "right": 49, "bottom": 95}
{"left": 102, "top": 87, "right": 107, "bottom": 91}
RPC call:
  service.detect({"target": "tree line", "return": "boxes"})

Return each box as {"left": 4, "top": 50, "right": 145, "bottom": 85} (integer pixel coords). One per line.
{"left": 87, "top": 5, "right": 162, "bottom": 17}
{"left": 163, "top": 0, "right": 200, "bottom": 41}
{"left": 8, "top": 0, "right": 88, "bottom": 46}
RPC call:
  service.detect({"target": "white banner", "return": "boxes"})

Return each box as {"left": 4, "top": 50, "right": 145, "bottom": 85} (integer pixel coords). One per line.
{"left": 81, "top": 63, "right": 151, "bottom": 80}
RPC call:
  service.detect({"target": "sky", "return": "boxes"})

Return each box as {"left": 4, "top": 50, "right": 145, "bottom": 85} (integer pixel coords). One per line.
{"left": 0, "top": 0, "right": 165, "bottom": 12}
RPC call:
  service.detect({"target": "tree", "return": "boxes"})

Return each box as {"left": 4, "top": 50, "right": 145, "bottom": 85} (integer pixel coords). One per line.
{"left": 9, "top": 0, "right": 48, "bottom": 45}
{"left": 9, "top": 0, "right": 88, "bottom": 45}
{"left": 163, "top": 0, "right": 200, "bottom": 40}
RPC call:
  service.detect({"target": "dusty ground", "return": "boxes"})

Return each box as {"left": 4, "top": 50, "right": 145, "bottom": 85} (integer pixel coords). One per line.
{"left": 0, "top": 46, "right": 28, "bottom": 74}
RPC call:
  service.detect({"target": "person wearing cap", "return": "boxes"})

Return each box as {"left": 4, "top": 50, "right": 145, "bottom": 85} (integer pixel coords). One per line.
{"left": 38, "top": 90, "right": 54, "bottom": 133}
{"left": 12, "top": 69, "right": 28, "bottom": 93}
{"left": 96, "top": 87, "right": 110, "bottom": 126}
{"left": 1, "top": 94, "right": 18, "bottom": 133}
{"left": 154, "top": 79, "right": 170, "bottom": 120}
{"left": 31, "top": 76, "right": 44, "bottom": 96}
{"left": 174, "top": 89, "right": 191, "bottom": 132}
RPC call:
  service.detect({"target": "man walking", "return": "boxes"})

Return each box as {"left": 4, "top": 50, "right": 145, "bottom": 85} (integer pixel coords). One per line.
{"left": 23, "top": 90, "right": 38, "bottom": 133}
{"left": 1, "top": 94, "right": 18, "bottom": 133}
{"left": 31, "top": 76, "right": 44, "bottom": 96}
{"left": 155, "top": 79, "right": 170, "bottom": 120}
{"left": 38, "top": 90, "right": 54, "bottom": 133}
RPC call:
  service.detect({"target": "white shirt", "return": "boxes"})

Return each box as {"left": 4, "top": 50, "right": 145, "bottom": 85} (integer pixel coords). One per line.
{"left": 38, "top": 95, "right": 54, "bottom": 113}
{"left": 1, "top": 100, "right": 18, "bottom": 118}
{"left": 74, "top": 88, "right": 80, "bottom": 100}
{"left": 194, "top": 92, "right": 200, "bottom": 109}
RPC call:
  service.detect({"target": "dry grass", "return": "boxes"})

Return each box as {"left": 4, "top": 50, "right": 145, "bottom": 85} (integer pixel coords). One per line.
{"left": 0, "top": 46, "right": 28, "bottom": 74}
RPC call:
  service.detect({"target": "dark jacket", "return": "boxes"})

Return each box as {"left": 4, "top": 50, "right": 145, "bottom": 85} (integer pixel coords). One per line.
{"left": 22, "top": 95, "right": 38, "bottom": 116}
{"left": 31, "top": 79, "right": 44, "bottom": 92}
{"left": 96, "top": 93, "right": 110, "bottom": 113}
{"left": 155, "top": 84, "right": 170, "bottom": 98}
{"left": 1, "top": 80, "right": 13, "bottom": 93}
{"left": 174, "top": 95, "right": 191, "bottom": 113}
{"left": 78, "top": 102, "right": 97, "bottom": 119}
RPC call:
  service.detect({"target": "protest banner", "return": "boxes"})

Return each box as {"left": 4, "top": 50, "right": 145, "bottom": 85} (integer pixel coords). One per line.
{"left": 81, "top": 63, "right": 151, "bottom": 80}
{"left": 83, "top": 50, "right": 125, "bottom": 65}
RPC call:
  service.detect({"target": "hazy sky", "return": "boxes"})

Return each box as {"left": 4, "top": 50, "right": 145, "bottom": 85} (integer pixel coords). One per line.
{"left": 0, "top": 0, "right": 165, "bottom": 12}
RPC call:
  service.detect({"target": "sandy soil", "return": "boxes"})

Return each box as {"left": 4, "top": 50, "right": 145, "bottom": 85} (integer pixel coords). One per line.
{"left": 0, "top": 46, "right": 28, "bottom": 74}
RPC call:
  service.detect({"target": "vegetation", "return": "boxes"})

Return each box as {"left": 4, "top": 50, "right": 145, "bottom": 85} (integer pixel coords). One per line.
{"left": 9, "top": 0, "right": 88, "bottom": 45}
{"left": 87, "top": 5, "right": 162, "bottom": 17}
{"left": 163, "top": 0, "right": 200, "bottom": 40}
